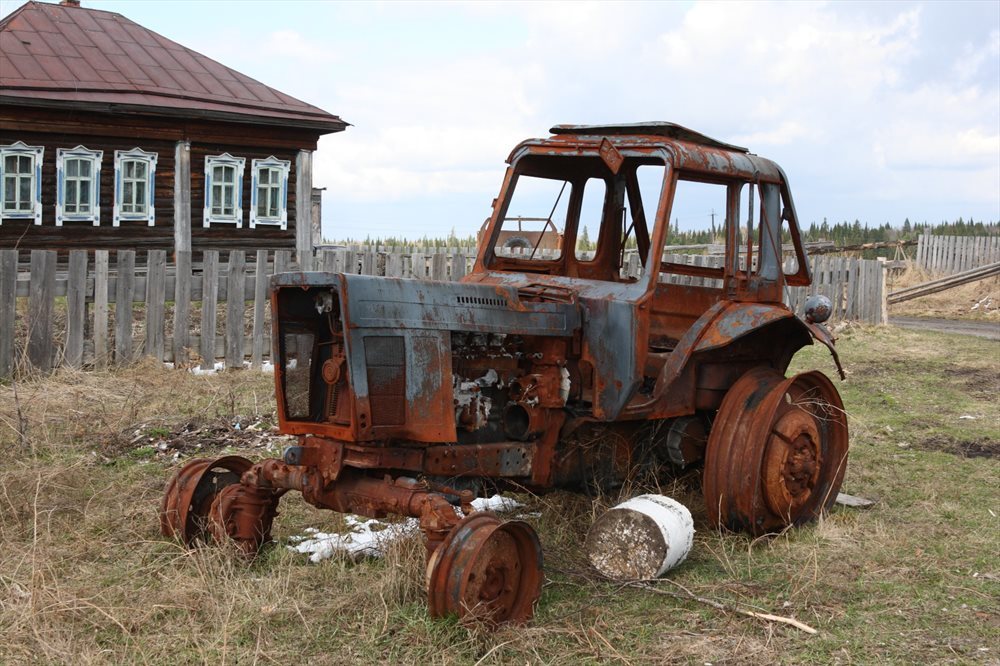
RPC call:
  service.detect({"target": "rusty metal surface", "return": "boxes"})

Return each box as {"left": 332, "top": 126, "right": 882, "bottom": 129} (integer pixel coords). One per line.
{"left": 0, "top": 1, "right": 346, "bottom": 131}
{"left": 551, "top": 122, "right": 749, "bottom": 152}
{"left": 162, "top": 123, "right": 851, "bottom": 626}
{"left": 160, "top": 456, "right": 253, "bottom": 547}
{"left": 703, "top": 368, "right": 849, "bottom": 535}
{"left": 427, "top": 512, "right": 543, "bottom": 624}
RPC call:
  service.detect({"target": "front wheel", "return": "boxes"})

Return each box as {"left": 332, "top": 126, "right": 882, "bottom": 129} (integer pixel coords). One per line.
{"left": 703, "top": 367, "right": 849, "bottom": 535}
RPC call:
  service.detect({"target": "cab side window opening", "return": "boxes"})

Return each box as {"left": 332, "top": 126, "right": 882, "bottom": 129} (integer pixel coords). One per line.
{"left": 659, "top": 177, "right": 728, "bottom": 285}
{"left": 574, "top": 177, "right": 607, "bottom": 261}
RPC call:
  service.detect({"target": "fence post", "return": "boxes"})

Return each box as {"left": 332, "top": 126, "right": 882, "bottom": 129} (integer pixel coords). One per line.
{"left": 114, "top": 250, "right": 136, "bottom": 365}
{"left": 225, "top": 250, "right": 246, "bottom": 369}
{"left": 27, "top": 250, "right": 56, "bottom": 372}
{"left": 65, "top": 250, "right": 88, "bottom": 368}
{"left": 877, "top": 259, "right": 888, "bottom": 325}
{"left": 93, "top": 251, "right": 110, "bottom": 369}
{"left": 145, "top": 250, "right": 167, "bottom": 361}
{"left": 201, "top": 250, "right": 219, "bottom": 370}
{"left": 172, "top": 251, "right": 192, "bottom": 366}
{"left": 0, "top": 250, "right": 17, "bottom": 378}
{"left": 251, "top": 250, "right": 269, "bottom": 369}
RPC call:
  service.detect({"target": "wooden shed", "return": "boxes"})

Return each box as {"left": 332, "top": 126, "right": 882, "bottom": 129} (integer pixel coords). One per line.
{"left": 0, "top": 0, "right": 347, "bottom": 258}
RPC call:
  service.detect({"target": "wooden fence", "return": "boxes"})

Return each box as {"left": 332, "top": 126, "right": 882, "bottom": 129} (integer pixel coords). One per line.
{"left": 0, "top": 247, "right": 885, "bottom": 379}
{"left": 916, "top": 234, "right": 1000, "bottom": 275}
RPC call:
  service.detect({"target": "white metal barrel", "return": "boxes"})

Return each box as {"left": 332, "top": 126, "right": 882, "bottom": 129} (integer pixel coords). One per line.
{"left": 585, "top": 494, "right": 694, "bottom": 580}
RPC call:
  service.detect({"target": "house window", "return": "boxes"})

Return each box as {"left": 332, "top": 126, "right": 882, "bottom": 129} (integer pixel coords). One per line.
{"left": 56, "top": 146, "right": 103, "bottom": 226}
{"left": 0, "top": 141, "right": 44, "bottom": 225}
{"left": 204, "top": 153, "right": 245, "bottom": 227}
{"left": 250, "top": 156, "right": 290, "bottom": 229}
{"left": 114, "top": 148, "right": 157, "bottom": 226}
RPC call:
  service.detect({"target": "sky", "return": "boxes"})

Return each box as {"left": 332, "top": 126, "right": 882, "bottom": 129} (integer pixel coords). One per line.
{"left": 26, "top": 0, "right": 1000, "bottom": 240}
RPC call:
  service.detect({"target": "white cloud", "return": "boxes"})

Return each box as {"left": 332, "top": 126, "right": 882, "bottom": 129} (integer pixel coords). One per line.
{"left": 154, "top": 1, "right": 1000, "bottom": 235}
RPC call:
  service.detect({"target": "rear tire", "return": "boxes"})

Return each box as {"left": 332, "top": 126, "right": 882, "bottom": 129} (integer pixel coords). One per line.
{"left": 703, "top": 368, "right": 849, "bottom": 535}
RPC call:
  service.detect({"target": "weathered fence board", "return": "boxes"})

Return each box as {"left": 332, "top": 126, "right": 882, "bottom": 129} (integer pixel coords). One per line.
{"left": 173, "top": 251, "right": 192, "bottom": 366}
{"left": 114, "top": 250, "right": 136, "bottom": 365}
{"left": 93, "top": 251, "right": 110, "bottom": 370}
{"left": 1, "top": 246, "right": 891, "bottom": 379}
{"left": 917, "top": 234, "right": 999, "bottom": 275}
{"left": 0, "top": 250, "right": 17, "bottom": 378}
{"left": 27, "top": 251, "right": 56, "bottom": 371}
{"left": 65, "top": 250, "right": 88, "bottom": 368}
{"left": 145, "top": 250, "right": 167, "bottom": 361}
{"left": 251, "top": 250, "right": 269, "bottom": 370}
{"left": 200, "top": 251, "right": 219, "bottom": 370}
{"left": 225, "top": 250, "right": 246, "bottom": 369}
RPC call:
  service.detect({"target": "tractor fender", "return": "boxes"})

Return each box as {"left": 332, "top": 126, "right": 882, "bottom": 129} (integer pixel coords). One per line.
{"left": 634, "top": 301, "right": 845, "bottom": 419}
{"left": 689, "top": 301, "right": 844, "bottom": 378}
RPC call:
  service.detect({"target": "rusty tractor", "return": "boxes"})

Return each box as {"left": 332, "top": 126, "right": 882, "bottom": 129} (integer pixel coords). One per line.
{"left": 161, "top": 123, "right": 849, "bottom": 624}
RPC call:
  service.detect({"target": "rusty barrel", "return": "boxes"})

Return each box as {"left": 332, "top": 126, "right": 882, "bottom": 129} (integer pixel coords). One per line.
{"left": 585, "top": 494, "right": 694, "bottom": 580}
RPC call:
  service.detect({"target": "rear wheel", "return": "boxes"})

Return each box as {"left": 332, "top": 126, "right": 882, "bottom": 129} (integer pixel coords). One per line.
{"left": 704, "top": 368, "right": 848, "bottom": 535}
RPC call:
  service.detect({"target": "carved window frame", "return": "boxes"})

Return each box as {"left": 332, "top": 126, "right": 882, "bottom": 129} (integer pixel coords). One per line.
{"left": 204, "top": 153, "right": 245, "bottom": 227}
{"left": 0, "top": 141, "right": 45, "bottom": 225}
{"left": 113, "top": 147, "right": 158, "bottom": 226}
{"left": 250, "top": 156, "right": 290, "bottom": 229}
{"left": 56, "top": 145, "right": 103, "bottom": 226}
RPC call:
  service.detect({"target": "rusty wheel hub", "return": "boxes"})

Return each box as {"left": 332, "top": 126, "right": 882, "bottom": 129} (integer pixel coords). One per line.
{"left": 704, "top": 368, "right": 848, "bottom": 535}
{"left": 763, "top": 409, "right": 822, "bottom": 516}
{"left": 427, "top": 512, "right": 543, "bottom": 624}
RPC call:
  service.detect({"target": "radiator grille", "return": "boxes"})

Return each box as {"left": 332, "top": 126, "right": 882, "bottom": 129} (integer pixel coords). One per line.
{"left": 364, "top": 336, "right": 406, "bottom": 425}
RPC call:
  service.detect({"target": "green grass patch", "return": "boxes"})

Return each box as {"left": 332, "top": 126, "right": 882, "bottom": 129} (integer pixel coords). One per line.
{"left": 0, "top": 328, "right": 997, "bottom": 664}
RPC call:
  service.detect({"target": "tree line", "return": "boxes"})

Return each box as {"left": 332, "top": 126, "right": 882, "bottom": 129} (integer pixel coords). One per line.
{"left": 327, "top": 218, "right": 997, "bottom": 253}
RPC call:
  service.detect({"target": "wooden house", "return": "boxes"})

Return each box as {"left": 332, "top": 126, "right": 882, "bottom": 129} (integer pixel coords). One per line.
{"left": 0, "top": 0, "right": 346, "bottom": 258}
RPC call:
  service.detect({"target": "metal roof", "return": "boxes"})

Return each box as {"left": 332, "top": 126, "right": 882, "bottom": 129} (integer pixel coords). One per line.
{"left": 549, "top": 122, "right": 747, "bottom": 153}
{"left": 0, "top": 1, "right": 347, "bottom": 133}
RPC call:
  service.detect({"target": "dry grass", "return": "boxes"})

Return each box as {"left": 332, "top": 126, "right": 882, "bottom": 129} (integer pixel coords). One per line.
{"left": 1, "top": 330, "right": 998, "bottom": 664}
{"left": 888, "top": 262, "right": 1000, "bottom": 320}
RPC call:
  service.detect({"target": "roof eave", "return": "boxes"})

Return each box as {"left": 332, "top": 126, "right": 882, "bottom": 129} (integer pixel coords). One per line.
{"left": 0, "top": 94, "right": 349, "bottom": 134}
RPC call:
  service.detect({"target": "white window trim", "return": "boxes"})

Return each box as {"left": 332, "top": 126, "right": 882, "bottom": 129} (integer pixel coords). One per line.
{"left": 0, "top": 141, "right": 44, "bottom": 225}
{"left": 203, "top": 153, "right": 245, "bottom": 228}
{"left": 250, "top": 156, "right": 291, "bottom": 230}
{"left": 113, "top": 147, "right": 157, "bottom": 227}
{"left": 56, "top": 145, "right": 103, "bottom": 226}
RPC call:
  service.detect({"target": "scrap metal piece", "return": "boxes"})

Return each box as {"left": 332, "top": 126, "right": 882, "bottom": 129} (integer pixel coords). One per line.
{"left": 160, "top": 456, "right": 253, "bottom": 546}
{"left": 427, "top": 512, "right": 543, "bottom": 624}
{"left": 207, "top": 483, "right": 281, "bottom": 557}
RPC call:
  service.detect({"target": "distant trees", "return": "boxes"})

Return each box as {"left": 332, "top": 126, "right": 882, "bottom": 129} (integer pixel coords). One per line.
{"left": 324, "top": 218, "right": 997, "bottom": 253}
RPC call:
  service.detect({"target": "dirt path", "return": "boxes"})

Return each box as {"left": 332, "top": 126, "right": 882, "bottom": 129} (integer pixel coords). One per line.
{"left": 889, "top": 316, "right": 1000, "bottom": 340}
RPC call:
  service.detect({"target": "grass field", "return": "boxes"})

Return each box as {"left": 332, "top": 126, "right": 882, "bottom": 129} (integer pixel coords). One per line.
{"left": 1, "top": 326, "right": 997, "bottom": 665}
